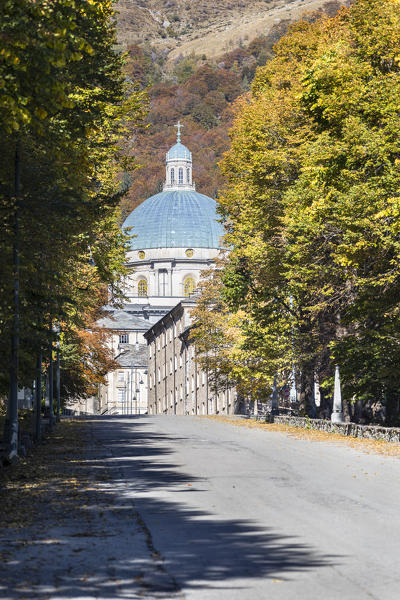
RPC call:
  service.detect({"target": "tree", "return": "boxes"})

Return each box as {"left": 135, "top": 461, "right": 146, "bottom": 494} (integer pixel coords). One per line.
{"left": 0, "top": 0, "right": 146, "bottom": 453}
{"left": 196, "top": 0, "right": 400, "bottom": 422}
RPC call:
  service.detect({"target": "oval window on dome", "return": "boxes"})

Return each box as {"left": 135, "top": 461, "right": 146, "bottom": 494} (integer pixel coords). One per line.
{"left": 138, "top": 250, "right": 145, "bottom": 259}
{"left": 185, "top": 249, "right": 194, "bottom": 258}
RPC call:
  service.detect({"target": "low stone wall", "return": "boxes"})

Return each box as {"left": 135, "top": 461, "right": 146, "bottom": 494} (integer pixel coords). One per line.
{"left": 271, "top": 415, "right": 400, "bottom": 443}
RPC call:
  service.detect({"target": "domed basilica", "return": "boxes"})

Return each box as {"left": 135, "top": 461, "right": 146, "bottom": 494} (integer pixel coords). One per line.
{"left": 123, "top": 122, "right": 224, "bottom": 307}
{"left": 97, "top": 124, "right": 232, "bottom": 416}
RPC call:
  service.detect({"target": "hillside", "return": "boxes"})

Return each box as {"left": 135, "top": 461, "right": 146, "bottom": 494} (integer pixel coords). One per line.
{"left": 119, "top": 1, "right": 351, "bottom": 220}
{"left": 116, "top": 0, "right": 348, "bottom": 61}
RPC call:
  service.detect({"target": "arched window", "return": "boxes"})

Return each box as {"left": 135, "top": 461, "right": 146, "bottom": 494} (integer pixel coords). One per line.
{"left": 187, "top": 168, "right": 190, "bottom": 183}
{"left": 178, "top": 167, "right": 183, "bottom": 184}
{"left": 184, "top": 277, "right": 195, "bottom": 297}
{"left": 138, "top": 279, "right": 148, "bottom": 297}
{"left": 170, "top": 168, "right": 175, "bottom": 184}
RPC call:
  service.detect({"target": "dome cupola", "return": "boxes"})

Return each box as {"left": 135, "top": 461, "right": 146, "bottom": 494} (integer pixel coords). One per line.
{"left": 122, "top": 122, "right": 225, "bottom": 251}
{"left": 164, "top": 122, "right": 194, "bottom": 191}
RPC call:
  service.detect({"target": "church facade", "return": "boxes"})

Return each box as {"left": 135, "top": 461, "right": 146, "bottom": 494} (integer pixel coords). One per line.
{"left": 98, "top": 124, "right": 230, "bottom": 415}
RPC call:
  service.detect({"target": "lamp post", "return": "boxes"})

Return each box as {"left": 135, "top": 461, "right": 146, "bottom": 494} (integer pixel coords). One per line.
{"left": 130, "top": 361, "right": 134, "bottom": 415}
{"left": 135, "top": 387, "right": 140, "bottom": 414}
{"left": 331, "top": 365, "right": 344, "bottom": 423}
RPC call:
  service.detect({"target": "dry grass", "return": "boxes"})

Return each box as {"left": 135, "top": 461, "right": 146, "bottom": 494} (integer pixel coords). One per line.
{"left": 116, "top": 0, "right": 347, "bottom": 61}
{"left": 200, "top": 415, "right": 400, "bottom": 458}
{"left": 167, "top": 0, "right": 344, "bottom": 63}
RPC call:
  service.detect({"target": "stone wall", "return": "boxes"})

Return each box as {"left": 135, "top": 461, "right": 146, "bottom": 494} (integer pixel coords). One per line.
{"left": 271, "top": 415, "right": 400, "bottom": 442}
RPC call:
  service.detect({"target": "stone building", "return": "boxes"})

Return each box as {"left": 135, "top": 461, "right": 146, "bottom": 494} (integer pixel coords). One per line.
{"left": 144, "top": 300, "right": 238, "bottom": 415}
{"left": 98, "top": 124, "right": 226, "bottom": 414}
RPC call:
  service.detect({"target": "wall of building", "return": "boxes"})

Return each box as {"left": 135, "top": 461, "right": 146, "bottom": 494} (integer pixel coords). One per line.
{"left": 100, "top": 366, "right": 148, "bottom": 415}
{"left": 125, "top": 247, "right": 221, "bottom": 304}
{"left": 146, "top": 302, "right": 237, "bottom": 416}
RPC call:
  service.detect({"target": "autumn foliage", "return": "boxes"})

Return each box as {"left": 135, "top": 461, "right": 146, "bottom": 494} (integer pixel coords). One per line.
{"left": 193, "top": 0, "right": 400, "bottom": 424}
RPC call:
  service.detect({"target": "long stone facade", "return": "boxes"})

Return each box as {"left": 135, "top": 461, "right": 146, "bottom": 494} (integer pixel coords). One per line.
{"left": 144, "top": 300, "right": 238, "bottom": 415}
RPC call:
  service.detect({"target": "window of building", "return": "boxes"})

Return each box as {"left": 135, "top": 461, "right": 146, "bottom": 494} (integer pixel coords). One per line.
{"left": 119, "top": 334, "right": 129, "bottom": 344}
{"left": 187, "top": 168, "right": 190, "bottom": 183}
{"left": 138, "top": 279, "right": 148, "bottom": 297}
{"left": 184, "top": 277, "right": 195, "bottom": 297}
{"left": 178, "top": 167, "right": 183, "bottom": 184}
{"left": 171, "top": 168, "right": 175, "bottom": 184}
{"left": 159, "top": 269, "right": 167, "bottom": 296}
{"left": 118, "top": 389, "right": 125, "bottom": 403}
{"left": 118, "top": 371, "right": 124, "bottom": 382}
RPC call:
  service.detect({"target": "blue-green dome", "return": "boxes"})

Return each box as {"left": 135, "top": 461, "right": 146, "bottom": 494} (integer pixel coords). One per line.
{"left": 123, "top": 190, "right": 224, "bottom": 250}
{"left": 166, "top": 143, "right": 192, "bottom": 161}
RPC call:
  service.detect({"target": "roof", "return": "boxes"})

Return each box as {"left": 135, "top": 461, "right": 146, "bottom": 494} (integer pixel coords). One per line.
{"left": 123, "top": 189, "right": 225, "bottom": 250}
{"left": 116, "top": 344, "right": 148, "bottom": 368}
{"left": 166, "top": 142, "right": 192, "bottom": 161}
{"left": 97, "top": 309, "right": 150, "bottom": 331}
{"left": 144, "top": 299, "right": 196, "bottom": 341}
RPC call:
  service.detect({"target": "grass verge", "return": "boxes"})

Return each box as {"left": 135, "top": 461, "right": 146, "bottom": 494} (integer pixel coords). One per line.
{"left": 200, "top": 415, "right": 400, "bottom": 458}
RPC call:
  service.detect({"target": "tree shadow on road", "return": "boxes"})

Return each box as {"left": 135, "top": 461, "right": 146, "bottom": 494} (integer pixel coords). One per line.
{"left": 0, "top": 416, "right": 340, "bottom": 599}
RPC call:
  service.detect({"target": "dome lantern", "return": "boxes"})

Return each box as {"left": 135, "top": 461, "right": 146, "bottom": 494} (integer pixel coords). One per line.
{"left": 164, "top": 121, "right": 195, "bottom": 191}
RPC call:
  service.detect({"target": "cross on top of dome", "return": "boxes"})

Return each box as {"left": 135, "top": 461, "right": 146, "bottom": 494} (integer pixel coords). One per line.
{"left": 175, "top": 120, "right": 183, "bottom": 143}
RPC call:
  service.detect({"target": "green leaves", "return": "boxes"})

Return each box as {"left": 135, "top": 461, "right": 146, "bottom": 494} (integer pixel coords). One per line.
{"left": 0, "top": 1, "right": 145, "bottom": 400}
{"left": 196, "top": 0, "right": 400, "bottom": 421}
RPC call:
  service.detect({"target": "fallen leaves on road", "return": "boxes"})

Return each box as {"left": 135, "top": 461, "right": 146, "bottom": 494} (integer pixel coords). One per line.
{"left": 200, "top": 416, "right": 400, "bottom": 458}
{"left": 0, "top": 419, "right": 89, "bottom": 530}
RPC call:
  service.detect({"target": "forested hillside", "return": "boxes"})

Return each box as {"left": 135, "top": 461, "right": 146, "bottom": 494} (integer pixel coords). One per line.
{"left": 120, "top": 24, "right": 287, "bottom": 218}
{"left": 120, "top": 3, "right": 344, "bottom": 219}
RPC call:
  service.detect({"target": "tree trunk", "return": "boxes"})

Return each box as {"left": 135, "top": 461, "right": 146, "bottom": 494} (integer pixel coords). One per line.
{"left": 299, "top": 362, "right": 317, "bottom": 417}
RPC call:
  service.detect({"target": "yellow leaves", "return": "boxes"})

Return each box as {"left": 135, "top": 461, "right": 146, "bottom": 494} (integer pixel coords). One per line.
{"left": 35, "top": 107, "right": 47, "bottom": 120}
{"left": 200, "top": 415, "right": 400, "bottom": 457}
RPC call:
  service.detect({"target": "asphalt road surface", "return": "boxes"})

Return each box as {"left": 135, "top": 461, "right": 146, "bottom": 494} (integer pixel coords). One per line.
{"left": 97, "top": 415, "right": 400, "bottom": 600}
{"left": 1, "top": 415, "right": 400, "bottom": 600}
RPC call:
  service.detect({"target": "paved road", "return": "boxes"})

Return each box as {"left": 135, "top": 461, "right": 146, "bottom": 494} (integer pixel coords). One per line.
{"left": 97, "top": 415, "right": 400, "bottom": 600}
{"left": 1, "top": 415, "right": 400, "bottom": 600}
